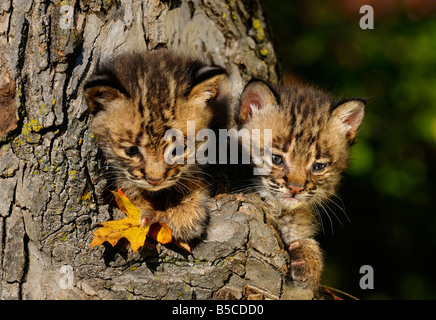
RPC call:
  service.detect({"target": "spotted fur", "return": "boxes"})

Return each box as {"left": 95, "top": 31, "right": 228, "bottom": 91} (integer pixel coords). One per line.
{"left": 84, "top": 49, "right": 228, "bottom": 242}
{"left": 237, "top": 80, "right": 365, "bottom": 289}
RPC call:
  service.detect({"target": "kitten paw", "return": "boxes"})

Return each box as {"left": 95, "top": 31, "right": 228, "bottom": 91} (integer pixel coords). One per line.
{"left": 288, "top": 240, "right": 322, "bottom": 290}
{"left": 140, "top": 210, "right": 156, "bottom": 228}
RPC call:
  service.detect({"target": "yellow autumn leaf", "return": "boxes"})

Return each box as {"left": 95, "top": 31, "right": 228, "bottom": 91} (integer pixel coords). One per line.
{"left": 90, "top": 189, "right": 175, "bottom": 252}
{"left": 173, "top": 239, "right": 192, "bottom": 253}
{"left": 148, "top": 222, "right": 172, "bottom": 244}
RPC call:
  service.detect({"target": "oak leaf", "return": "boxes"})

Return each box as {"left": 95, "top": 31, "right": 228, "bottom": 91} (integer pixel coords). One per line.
{"left": 90, "top": 189, "right": 175, "bottom": 252}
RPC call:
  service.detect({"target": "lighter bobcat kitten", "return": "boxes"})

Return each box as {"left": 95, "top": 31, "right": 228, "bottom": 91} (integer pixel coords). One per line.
{"left": 237, "top": 80, "right": 365, "bottom": 289}
{"left": 84, "top": 49, "right": 228, "bottom": 243}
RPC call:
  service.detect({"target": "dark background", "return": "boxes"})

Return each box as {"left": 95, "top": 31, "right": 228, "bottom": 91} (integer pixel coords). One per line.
{"left": 260, "top": 0, "right": 436, "bottom": 299}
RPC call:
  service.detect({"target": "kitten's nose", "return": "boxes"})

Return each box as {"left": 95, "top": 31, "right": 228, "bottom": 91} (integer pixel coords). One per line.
{"left": 146, "top": 177, "right": 164, "bottom": 186}
{"left": 288, "top": 184, "right": 304, "bottom": 195}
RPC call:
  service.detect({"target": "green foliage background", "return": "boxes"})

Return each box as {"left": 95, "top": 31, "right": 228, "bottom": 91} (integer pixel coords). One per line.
{"left": 261, "top": 0, "right": 436, "bottom": 299}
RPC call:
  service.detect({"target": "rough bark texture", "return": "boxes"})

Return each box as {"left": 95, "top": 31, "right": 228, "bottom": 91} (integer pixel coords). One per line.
{"left": 0, "top": 0, "right": 313, "bottom": 299}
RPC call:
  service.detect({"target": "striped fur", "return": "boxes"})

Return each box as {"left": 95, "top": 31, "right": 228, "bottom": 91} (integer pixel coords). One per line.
{"left": 84, "top": 49, "right": 228, "bottom": 242}
{"left": 237, "top": 80, "right": 365, "bottom": 289}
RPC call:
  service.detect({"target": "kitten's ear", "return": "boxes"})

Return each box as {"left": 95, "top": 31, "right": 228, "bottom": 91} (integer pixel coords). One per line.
{"left": 331, "top": 98, "right": 365, "bottom": 143}
{"left": 238, "top": 80, "right": 278, "bottom": 125}
{"left": 84, "top": 86, "right": 124, "bottom": 113}
{"left": 188, "top": 67, "right": 227, "bottom": 105}
{"left": 84, "top": 72, "right": 127, "bottom": 113}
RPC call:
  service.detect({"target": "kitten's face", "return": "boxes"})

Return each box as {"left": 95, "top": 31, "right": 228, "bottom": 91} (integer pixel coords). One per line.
{"left": 93, "top": 98, "right": 212, "bottom": 192}
{"left": 248, "top": 106, "right": 346, "bottom": 210}
{"left": 84, "top": 51, "right": 226, "bottom": 192}
{"left": 238, "top": 81, "right": 365, "bottom": 210}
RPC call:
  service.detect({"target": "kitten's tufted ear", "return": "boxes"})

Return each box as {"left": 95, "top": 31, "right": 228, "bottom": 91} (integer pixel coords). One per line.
{"left": 84, "top": 71, "right": 127, "bottom": 114}
{"left": 188, "top": 66, "right": 227, "bottom": 106}
{"left": 331, "top": 98, "right": 365, "bottom": 144}
{"left": 238, "top": 80, "right": 278, "bottom": 125}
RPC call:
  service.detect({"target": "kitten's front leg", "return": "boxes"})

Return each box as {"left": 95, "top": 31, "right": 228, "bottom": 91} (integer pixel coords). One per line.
{"left": 272, "top": 207, "right": 323, "bottom": 290}
{"left": 133, "top": 199, "right": 159, "bottom": 228}
{"left": 288, "top": 238, "right": 323, "bottom": 290}
{"left": 162, "top": 191, "right": 209, "bottom": 243}
{"left": 140, "top": 208, "right": 158, "bottom": 228}
{"left": 136, "top": 190, "right": 208, "bottom": 243}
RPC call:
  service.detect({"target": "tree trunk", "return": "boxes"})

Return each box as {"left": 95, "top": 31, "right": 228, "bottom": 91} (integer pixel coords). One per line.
{"left": 0, "top": 0, "right": 312, "bottom": 299}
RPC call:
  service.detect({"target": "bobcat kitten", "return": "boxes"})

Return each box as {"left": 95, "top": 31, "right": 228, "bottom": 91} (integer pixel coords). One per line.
{"left": 84, "top": 50, "right": 228, "bottom": 243}
{"left": 237, "top": 80, "right": 365, "bottom": 289}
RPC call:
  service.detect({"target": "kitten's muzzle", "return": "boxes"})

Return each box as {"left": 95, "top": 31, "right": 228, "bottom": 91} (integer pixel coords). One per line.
{"left": 146, "top": 177, "right": 164, "bottom": 186}
{"left": 288, "top": 183, "right": 304, "bottom": 195}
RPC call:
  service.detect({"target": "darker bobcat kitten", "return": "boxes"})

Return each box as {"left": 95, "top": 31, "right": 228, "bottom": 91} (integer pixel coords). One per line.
{"left": 84, "top": 49, "right": 228, "bottom": 243}
{"left": 236, "top": 80, "right": 365, "bottom": 289}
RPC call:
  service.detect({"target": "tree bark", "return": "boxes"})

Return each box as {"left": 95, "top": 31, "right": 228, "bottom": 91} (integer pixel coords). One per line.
{"left": 0, "top": 0, "right": 312, "bottom": 299}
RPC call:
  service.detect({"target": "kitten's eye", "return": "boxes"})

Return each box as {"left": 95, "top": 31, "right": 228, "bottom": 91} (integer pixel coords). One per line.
{"left": 312, "top": 162, "right": 326, "bottom": 172}
{"left": 124, "top": 146, "right": 139, "bottom": 157}
{"left": 272, "top": 154, "right": 283, "bottom": 165}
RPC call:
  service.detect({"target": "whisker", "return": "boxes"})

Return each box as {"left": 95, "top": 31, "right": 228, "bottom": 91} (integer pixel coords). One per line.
{"left": 315, "top": 190, "right": 350, "bottom": 224}
{"left": 311, "top": 197, "right": 334, "bottom": 235}
{"left": 309, "top": 202, "right": 325, "bottom": 235}
{"left": 230, "top": 183, "right": 263, "bottom": 194}
{"left": 326, "top": 198, "right": 350, "bottom": 224}
{"left": 173, "top": 181, "right": 189, "bottom": 197}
